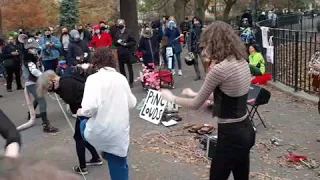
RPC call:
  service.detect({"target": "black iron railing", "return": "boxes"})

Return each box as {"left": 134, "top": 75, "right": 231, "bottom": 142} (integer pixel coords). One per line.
{"left": 256, "top": 14, "right": 320, "bottom": 94}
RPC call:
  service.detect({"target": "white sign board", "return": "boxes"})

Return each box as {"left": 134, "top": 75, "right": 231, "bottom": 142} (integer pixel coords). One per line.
{"left": 139, "top": 90, "right": 168, "bottom": 124}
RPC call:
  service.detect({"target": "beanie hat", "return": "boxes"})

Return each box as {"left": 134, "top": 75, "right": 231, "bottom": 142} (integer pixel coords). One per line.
{"left": 93, "top": 25, "right": 100, "bottom": 31}
{"left": 69, "top": 29, "right": 80, "bottom": 40}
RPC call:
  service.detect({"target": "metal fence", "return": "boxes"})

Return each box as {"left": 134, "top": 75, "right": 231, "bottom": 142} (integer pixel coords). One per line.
{"left": 256, "top": 15, "right": 320, "bottom": 94}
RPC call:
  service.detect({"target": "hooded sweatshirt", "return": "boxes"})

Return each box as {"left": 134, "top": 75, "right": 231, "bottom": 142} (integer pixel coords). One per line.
{"left": 67, "top": 30, "right": 90, "bottom": 66}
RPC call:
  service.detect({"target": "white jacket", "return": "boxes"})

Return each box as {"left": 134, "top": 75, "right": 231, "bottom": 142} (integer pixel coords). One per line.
{"left": 80, "top": 67, "right": 137, "bottom": 157}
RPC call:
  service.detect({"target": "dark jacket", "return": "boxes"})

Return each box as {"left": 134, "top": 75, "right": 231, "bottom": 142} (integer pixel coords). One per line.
{"left": 109, "top": 25, "right": 119, "bottom": 47}
{"left": 55, "top": 75, "right": 85, "bottom": 114}
{"left": 180, "top": 20, "right": 191, "bottom": 32}
{"left": 2, "top": 44, "right": 21, "bottom": 67}
{"left": 67, "top": 39, "right": 90, "bottom": 66}
{"left": 241, "top": 12, "right": 253, "bottom": 26}
{"left": 165, "top": 27, "right": 182, "bottom": 54}
{"left": 188, "top": 23, "right": 202, "bottom": 53}
{"left": 258, "top": 14, "right": 267, "bottom": 22}
{"left": 115, "top": 28, "right": 136, "bottom": 56}
{"left": 79, "top": 30, "right": 92, "bottom": 44}
{"left": 138, "top": 29, "right": 159, "bottom": 65}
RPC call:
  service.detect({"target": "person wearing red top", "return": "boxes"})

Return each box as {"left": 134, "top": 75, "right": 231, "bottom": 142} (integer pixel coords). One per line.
{"left": 89, "top": 25, "right": 113, "bottom": 49}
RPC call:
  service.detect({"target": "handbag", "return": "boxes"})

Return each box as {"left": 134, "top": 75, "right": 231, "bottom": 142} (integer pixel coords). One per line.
{"left": 266, "top": 36, "right": 274, "bottom": 64}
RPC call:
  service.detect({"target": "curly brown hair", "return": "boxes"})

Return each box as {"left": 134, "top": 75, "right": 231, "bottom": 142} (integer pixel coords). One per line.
{"left": 91, "top": 47, "right": 116, "bottom": 69}
{"left": 199, "top": 21, "right": 248, "bottom": 63}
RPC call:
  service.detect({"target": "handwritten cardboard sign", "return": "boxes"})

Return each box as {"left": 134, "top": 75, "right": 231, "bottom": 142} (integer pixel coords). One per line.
{"left": 139, "top": 90, "right": 167, "bottom": 124}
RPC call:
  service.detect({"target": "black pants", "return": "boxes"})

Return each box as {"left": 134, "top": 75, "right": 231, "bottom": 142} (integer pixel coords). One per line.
{"left": 74, "top": 119, "right": 100, "bottom": 169}
{"left": 210, "top": 117, "right": 255, "bottom": 180}
{"left": 118, "top": 54, "right": 134, "bottom": 85}
{"left": 5, "top": 65, "right": 22, "bottom": 90}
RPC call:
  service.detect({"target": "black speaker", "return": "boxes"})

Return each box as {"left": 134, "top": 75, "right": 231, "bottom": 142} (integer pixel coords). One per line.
{"left": 247, "top": 84, "right": 271, "bottom": 106}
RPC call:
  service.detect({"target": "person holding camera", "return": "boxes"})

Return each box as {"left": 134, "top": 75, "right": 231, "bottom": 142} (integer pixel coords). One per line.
{"left": 67, "top": 30, "right": 90, "bottom": 67}
{"left": 40, "top": 27, "right": 62, "bottom": 71}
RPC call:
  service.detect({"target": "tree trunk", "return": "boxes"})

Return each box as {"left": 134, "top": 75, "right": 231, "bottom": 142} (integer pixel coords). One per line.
{"left": 223, "top": 2, "right": 234, "bottom": 22}
{"left": 120, "top": 0, "right": 139, "bottom": 42}
{"left": 194, "top": 0, "right": 205, "bottom": 22}
{"left": 174, "top": 0, "right": 186, "bottom": 25}
{"left": 0, "top": 8, "right": 2, "bottom": 36}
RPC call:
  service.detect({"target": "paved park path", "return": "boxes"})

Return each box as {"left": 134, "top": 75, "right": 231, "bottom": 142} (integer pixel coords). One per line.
{"left": 0, "top": 62, "right": 319, "bottom": 180}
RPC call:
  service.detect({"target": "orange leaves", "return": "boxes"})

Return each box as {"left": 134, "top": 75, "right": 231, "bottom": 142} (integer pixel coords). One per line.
{"left": 2, "top": 0, "right": 49, "bottom": 31}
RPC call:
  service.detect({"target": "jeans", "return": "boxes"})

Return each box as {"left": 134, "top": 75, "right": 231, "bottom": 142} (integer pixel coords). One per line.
{"left": 76, "top": 117, "right": 100, "bottom": 169}
{"left": 210, "top": 117, "right": 255, "bottom": 180}
{"left": 172, "top": 53, "right": 181, "bottom": 70}
{"left": 118, "top": 54, "right": 134, "bottom": 85}
{"left": 43, "top": 59, "right": 58, "bottom": 71}
{"left": 5, "top": 65, "right": 22, "bottom": 90}
{"left": 26, "top": 84, "right": 47, "bottom": 113}
{"left": 102, "top": 152, "right": 129, "bottom": 180}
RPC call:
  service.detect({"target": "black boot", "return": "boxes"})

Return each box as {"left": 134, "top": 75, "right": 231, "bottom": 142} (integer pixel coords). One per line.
{"left": 40, "top": 112, "right": 59, "bottom": 133}
{"left": 27, "top": 112, "right": 41, "bottom": 120}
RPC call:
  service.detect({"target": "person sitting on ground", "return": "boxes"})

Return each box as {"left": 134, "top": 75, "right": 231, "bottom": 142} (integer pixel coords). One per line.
{"left": 36, "top": 68, "right": 101, "bottom": 175}
{"left": 248, "top": 44, "right": 265, "bottom": 76}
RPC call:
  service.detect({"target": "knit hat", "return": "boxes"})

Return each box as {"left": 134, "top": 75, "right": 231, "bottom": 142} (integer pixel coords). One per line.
{"left": 93, "top": 25, "right": 100, "bottom": 31}
{"left": 69, "top": 29, "right": 80, "bottom": 40}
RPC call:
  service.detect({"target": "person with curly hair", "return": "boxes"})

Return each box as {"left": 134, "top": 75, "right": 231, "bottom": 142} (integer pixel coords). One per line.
{"left": 76, "top": 47, "right": 137, "bottom": 180}
{"left": 161, "top": 21, "right": 255, "bottom": 180}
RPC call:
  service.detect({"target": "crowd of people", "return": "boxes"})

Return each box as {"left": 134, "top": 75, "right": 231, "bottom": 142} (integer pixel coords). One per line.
{"left": 0, "top": 12, "right": 276, "bottom": 179}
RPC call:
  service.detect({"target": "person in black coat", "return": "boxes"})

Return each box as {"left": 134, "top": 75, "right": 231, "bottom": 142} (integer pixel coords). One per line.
{"left": 139, "top": 27, "right": 159, "bottom": 68}
{"left": 67, "top": 30, "right": 90, "bottom": 66}
{"left": 36, "top": 69, "right": 101, "bottom": 175}
{"left": 188, "top": 17, "right": 203, "bottom": 81}
{"left": 2, "top": 36, "right": 23, "bottom": 91}
{"left": 115, "top": 19, "right": 136, "bottom": 88}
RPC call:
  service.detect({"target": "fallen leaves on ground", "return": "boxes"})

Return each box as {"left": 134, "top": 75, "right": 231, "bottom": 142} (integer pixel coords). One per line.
{"left": 250, "top": 172, "right": 291, "bottom": 180}
{"left": 132, "top": 128, "right": 211, "bottom": 166}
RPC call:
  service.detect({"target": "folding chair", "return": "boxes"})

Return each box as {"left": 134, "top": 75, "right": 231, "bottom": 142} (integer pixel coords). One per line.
{"left": 247, "top": 84, "right": 271, "bottom": 128}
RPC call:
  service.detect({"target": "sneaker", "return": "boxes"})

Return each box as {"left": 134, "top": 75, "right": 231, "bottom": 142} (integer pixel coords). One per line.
{"left": 43, "top": 124, "right": 59, "bottom": 133}
{"left": 178, "top": 70, "right": 183, "bottom": 76}
{"left": 7, "top": 89, "right": 12, "bottom": 92}
{"left": 86, "top": 159, "right": 103, "bottom": 166}
{"left": 17, "top": 87, "right": 23, "bottom": 90}
{"left": 72, "top": 114, "right": 77, "bottom": 118}
{"left": 172, "top": 70, "right": 176, "bottom": 75}
{"left": 73, "top": 166, "right": 88, "bottom": 175}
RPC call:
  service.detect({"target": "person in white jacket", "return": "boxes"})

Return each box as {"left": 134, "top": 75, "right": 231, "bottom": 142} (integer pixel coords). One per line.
{"left": 77, "top": 47, "right": 137, "bottom": 180}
